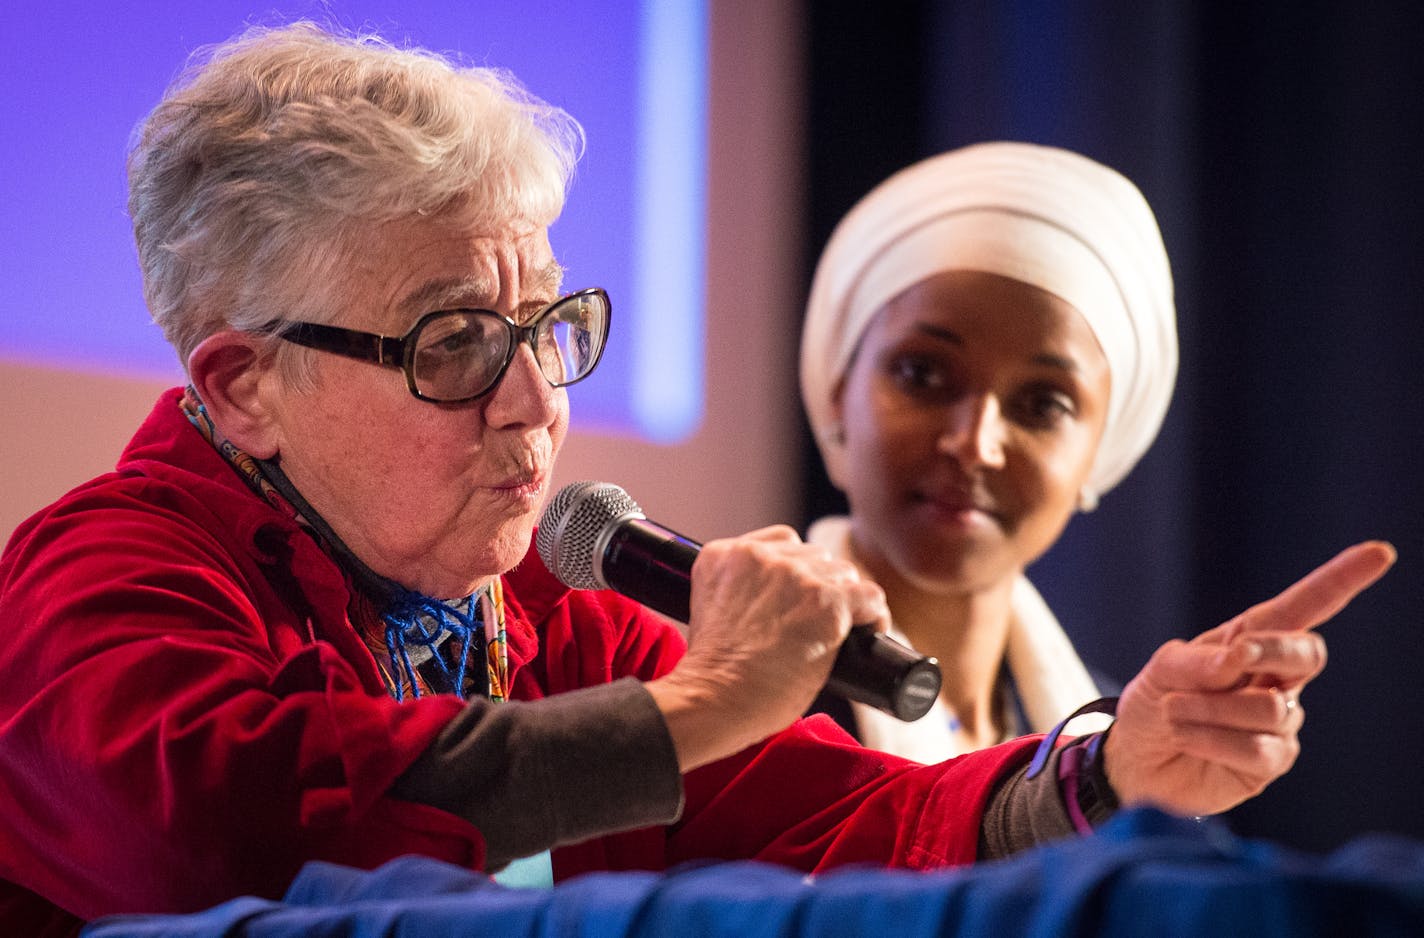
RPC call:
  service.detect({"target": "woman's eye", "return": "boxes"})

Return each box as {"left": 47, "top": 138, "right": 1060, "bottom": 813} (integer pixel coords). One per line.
{"left": 419, "top": 330, "right": 475, "bottom": 360}
{"left": 887, "top": 355, "right": 947, "bottom": 393}
{"left": 1018, "top": 388, "right": 1076, "bottom": 427}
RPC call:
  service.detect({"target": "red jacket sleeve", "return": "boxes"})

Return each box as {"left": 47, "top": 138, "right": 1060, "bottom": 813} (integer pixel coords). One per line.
{"left": 672, "top": 716, "right": 1040, "bottom": 871}
{"left": 0, "top": 480, "right": 475, "bottom": 919}
{"left": 515, "top": 571, "right": 1040, "bottom": 878}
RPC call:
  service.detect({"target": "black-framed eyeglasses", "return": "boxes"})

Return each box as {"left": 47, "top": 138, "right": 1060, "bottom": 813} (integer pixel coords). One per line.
{"left": 269, "top": 287, "right": 611, "bottom": 403}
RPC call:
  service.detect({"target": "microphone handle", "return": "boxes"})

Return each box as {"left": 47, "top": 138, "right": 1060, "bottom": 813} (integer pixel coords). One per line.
{"left": 599, "top": 518, "right": 701, "bottom": 623}
{"left": 597, "top": 520, "right": 941, "bottom": 722}
{"left": 824, "top": 628, "right": 942, "bottom": 723}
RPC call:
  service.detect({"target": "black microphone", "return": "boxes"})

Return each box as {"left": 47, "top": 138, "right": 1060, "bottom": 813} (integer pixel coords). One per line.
{"left": 535, "top": 480, "right": 941, "bottom": 722}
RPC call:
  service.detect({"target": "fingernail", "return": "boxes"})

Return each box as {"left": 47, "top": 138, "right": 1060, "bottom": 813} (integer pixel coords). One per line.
{"left": 1242, "top": 641, "right": 1264, "bottom": 663}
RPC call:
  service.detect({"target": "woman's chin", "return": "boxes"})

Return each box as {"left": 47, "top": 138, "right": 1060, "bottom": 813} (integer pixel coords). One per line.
{"left": 402, "top": 525, "right": 536, "bottom": 598}
{"left": 897, "top": 539, "right": 1019, "bottom": 596}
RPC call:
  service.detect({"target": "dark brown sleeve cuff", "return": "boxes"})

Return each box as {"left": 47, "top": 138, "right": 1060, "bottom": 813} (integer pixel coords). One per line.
{"left": 978, "top": 745, "right": 1079, "bottom": 860}
{"left": 391, "top": 677, "right": 684, "bottom": 870}
{"left": 978, "top": 730, "right": 1120, "bottom": 860}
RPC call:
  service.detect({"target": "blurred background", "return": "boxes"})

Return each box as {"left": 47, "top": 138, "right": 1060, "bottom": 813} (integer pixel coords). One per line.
{"left": 3, "top": 0, "right": 1420, "bottom": 854}
{"left": 799, "top": 0, "right": 1424, "bottom": 854}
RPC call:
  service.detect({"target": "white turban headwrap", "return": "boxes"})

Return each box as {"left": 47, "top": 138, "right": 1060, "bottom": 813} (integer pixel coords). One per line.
{"left": 800, "top": 141, "right": 1178, "bottom": 504}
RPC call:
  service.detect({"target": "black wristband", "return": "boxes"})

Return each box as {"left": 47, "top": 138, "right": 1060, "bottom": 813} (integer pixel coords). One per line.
{"left": 1075, "top": 726, "right": 1121, "bottom": 827}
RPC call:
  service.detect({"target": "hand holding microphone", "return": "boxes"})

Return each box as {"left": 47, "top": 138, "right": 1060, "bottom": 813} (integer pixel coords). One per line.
{"left": 536, "top": 481, "right": 941, "bottom": 728}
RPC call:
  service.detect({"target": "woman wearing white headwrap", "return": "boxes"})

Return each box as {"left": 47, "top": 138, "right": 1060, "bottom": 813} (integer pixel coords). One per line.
{"left": 800, "top": 141, "right": 1178, "bottom": 760}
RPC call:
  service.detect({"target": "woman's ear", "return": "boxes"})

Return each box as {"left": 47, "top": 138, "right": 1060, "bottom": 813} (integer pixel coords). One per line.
{"left": 817, "top": 377, "right": 851, "bottom": 491}
{"left": 187, "top": 331, "right": 282, "bottom": 459}
{"left": 825, "top": 378, "right": 849, "bottom": 444}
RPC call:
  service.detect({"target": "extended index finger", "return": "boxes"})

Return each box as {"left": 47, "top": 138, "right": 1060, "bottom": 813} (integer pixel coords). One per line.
{"left": 1231, "top": 540, "right": 1396, "bottom": 635}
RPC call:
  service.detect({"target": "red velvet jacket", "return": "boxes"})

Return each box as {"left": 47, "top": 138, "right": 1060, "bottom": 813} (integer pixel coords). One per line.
{"left": 0, "top": 390, "right": 1038, "bottom": 936}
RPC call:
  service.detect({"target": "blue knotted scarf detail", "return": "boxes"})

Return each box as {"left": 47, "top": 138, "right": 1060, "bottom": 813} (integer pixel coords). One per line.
{"left": 381, "top": 589, "right": 484, "bottom": 702}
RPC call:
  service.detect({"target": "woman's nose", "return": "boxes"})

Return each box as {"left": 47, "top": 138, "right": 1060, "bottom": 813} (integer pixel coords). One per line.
{"left": 935, "top": 393, "right": 1006, "bottom": 469}
{"left": 483, "top": 342, "right": 561, "bottom": 429}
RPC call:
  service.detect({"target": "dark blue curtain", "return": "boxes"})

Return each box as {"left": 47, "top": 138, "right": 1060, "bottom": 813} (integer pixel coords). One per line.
{"left": 801, "top": 0, "right": 1424, "bottom": 853}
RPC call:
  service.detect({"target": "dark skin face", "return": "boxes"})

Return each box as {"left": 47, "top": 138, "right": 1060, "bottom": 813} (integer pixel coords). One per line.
{"left": 832, "top": 270, "right": 1112, "bottom": 599}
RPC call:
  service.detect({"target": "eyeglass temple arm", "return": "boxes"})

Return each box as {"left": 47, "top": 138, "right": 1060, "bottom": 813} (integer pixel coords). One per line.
{"left": 281, "top": 322, "right": 406, "bottom": 368}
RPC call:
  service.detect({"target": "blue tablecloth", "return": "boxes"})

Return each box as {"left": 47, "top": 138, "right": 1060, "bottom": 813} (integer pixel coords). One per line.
{"left": 82, "top": 808, "right": 1424, "bottom": 937}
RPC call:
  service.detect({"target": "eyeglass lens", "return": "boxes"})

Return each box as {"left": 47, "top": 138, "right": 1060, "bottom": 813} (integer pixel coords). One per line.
{"left": 410, "top": 292, "right": 607, "bottom": 401}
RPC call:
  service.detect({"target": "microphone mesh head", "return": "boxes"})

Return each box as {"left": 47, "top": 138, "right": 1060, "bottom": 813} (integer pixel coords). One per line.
{"left": 535, "top": 481, "right": 643, "bottom": 589}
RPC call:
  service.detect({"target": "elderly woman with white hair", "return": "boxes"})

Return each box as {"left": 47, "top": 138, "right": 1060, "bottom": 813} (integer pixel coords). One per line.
{"left": 0, "top": 25, "right": 1393, "bottom": 938}
{"left": 802, "top": 142, "right": 1193, "bottom": 758}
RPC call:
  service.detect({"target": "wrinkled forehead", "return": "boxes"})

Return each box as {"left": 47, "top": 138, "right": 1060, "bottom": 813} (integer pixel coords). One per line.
{"left": 336, "top": 217, "right": 564, "bottom": 329}
{"left": 398, "top": 256, "right": 566, "bottom": 317}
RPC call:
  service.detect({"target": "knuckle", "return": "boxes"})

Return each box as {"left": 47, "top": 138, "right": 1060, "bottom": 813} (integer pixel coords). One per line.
{"left": 1309, "top": 634, "right": 1328, "bottom": 671}
{"left": 1259, "top": 731, "right": 1299, "bottom": 772}
{"left": 762, "top": 523, "right": 800, "bottom": 542}
{"left": 1150, "top": 638, "right": 1188, "bottom": 666}
{"left": 1246, "top": 734, "right": 1275, "bottom": 766}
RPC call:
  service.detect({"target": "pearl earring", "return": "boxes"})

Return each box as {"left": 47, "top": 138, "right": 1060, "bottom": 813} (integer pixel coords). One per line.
{"left": 1078, "top": 487, "right": 1099, "bottom": 513}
